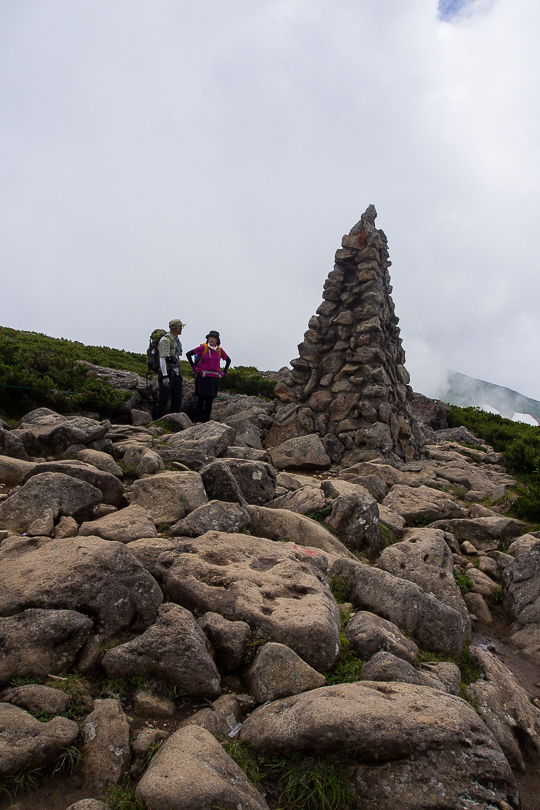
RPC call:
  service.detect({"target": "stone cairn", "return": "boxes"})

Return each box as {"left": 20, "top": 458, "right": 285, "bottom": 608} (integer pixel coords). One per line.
{"left": 269, "top": 205, "right": 424, "bottom": 464}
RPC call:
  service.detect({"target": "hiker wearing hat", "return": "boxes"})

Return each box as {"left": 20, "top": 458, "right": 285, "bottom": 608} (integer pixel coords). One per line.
{"left": 154, "top": 318, "right": 185, "bottom": 420}
{"left": 186, "top": 331, "right": 231, "bottom": 423}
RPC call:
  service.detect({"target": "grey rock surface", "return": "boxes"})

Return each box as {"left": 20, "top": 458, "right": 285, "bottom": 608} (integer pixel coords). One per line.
{"left": 467, "top": 646, "right": 540, "bottom": 773}
{"left": 0, "top": 683, "right": 70, "bottom": 715}
{"left": 200, "top": 458, "right": 277, "bottom": 505}
{"left": 102, "top": 603, "right": 221, "bottom": 700}
{"left": 344, "top": 611, "right": 418, "bottom": 664}
{"left": 378, "top": 527, "right": 471, "bottom": 640}
{"left": 169, "top": 499, "right": 250, "bottom": 536}
{"left": 270, "top": 434, "right": 331, "bottom": 470}
{"left": 79, "top": 503, "right": 157, "bottom": 543}
{"left": 331, "top": 557, "right": 464, "bottom": 659}
{"left": 0, "top": 702, "right": 79, "bottom": 778}
{"left": 382, "top": 484, "right": 468, "bottom": 523}
{"left": 82, "top": 699, "right": 130, "bottom": 795}
{"left": 22, "top": 460, "right": 125, "bottom": 507}
{"left": 0, "top": 608, "right": 93, "bottom": 685}
{"left": 136, "top": 724, "right": 270, "bottom": 810}
{"left": 155, "top": 531, "right": 341, "bottom": 671}
{"left": 0, "top": 536, "right": 163, "bottom": 638}
{"left": 0, "top": 471, "right": 102, "bottom": 534}
{"left": 130, "top": 471, "right": 207, "bottom": 524}
{"left": 245, "top": 642, "right": 326, "bottom": 703}
{"left": 198, "top": 612, "right": 251, "bottom": 673}
{"left": 324, "top": 489, "right": 380, "bottom": 555}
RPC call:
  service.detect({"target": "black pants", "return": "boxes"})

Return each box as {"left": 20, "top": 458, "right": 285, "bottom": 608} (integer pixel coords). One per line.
{"left": 195, "top": 395, "right": 214, "bottom": 423}
{"left": 154, "top": 372, "right": 182, "bottom": 420}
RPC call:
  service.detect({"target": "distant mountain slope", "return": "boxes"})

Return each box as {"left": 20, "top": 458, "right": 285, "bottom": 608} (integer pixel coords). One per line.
{"left": 438, "top": 370, "right": 540, "bottom": 422}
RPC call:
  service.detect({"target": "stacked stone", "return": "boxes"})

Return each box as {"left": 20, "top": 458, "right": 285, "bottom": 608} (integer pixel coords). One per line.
{"left": 272, "top": 206, "right": 423, "bottom": 463}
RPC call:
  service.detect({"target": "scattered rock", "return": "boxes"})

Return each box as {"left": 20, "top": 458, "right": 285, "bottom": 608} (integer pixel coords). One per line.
{"left": 136, "top": 725, "right": 270, "bottom": 810}
{"left": 0, "top": 608, "right": 93, "bottom": 685}
{"left": 344, "top": 611, "right": 418, "bottom": 664}
{"left": 0, "top": 536, "right": 163, "bottom": 638}
{"left": 270, "top": 434, "right": 331, "bottom": 470}
{"left": 102, "top": 604, "right": 221, "bottom": 700}
{"left": 82, "top": 699, "right": 130, "bottom": 795}
{"left": 79, "top": 504, "right": 157, "bottom": 543}
{"left": 245, "top": 642, "right": 326, "bottom": 703}
{"left": 169, "top": 500, "right": 250, "bottom": 536}
{"left": 155, "top": 532, "right": 341, "bottom": 671}
{"left": 130, "top": 471, "right": 207, "bottom": 524}
{"left": 198, "top": 612, "right": 251, "bottom": 673}
{"left": 0, "top": 702, "right": 78, "bottom": 778}
{"left": 331, "top": 557, "right": 464, "bottom": 659}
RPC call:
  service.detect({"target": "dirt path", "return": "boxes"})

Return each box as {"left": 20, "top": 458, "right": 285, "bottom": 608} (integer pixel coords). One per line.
{"left": 472, "top": 619, "right": 540, "bottom": 810}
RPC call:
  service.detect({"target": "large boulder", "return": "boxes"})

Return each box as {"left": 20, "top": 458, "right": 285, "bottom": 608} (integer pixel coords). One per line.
{"left": 377, "top": 527, "right": 471, "bottom": 640}
{"left": 245, "top": 642, "right": 326, "bottom": 703}
{"left": 270, "top": 434, "right": 331, "bottom": 470}
{"left": 267, "top": 486, "right": 327, "bottom": 515}
{"left": 467, "top": 646, "right": 540, "bottom": 773}
{"left": 82, "top": 699, "right": 130, "bottom": 795}
{"left": 130, "top": 471, "right": 207, "bottom": 524}
{"left": 200, "top": 459, "right": 277, "bottom": 505}
{"left": 102, "top": 604, "right": 221, "bottom": 700}
{"left": 331, "top": 557, "right": 464, "bottom": 659}
{"left": 0, "top": 535, "right": 163, "bottom": 638}
{"left": 382, "top": 484, "right": 468, "bottom": 523}
{"left": 0, "top": 608, "right": 93, "bottom": 686}
{"left": 0, "top": 703, "right": 79, "bottom": 778}
{"left": 429, "top": 516, "right": 521, "bottom": 550}
{"left": 77, "top": 448, "right": 124, "bottom": 477}
{"left": 0, "top": 684, "right": 70, "bottom": 716}
{"left": 13, "top": 408, "right": 110, "bottom": 454}
{"left": 0, "top": 456, "right": 36, "bottom": 486}
{"left": 344, "top": 611, "right": 418, "bottom": 664}
{"left": 198, "top": 612, "right": 251, "bottom": 673}
{"left": 324, "top": 489, "right": 380, "bottom": 555}
{"left": 154, "top": 532, "right": 341, "bottom": 671}
{"left": 246, "top": 504, "right": 357, "bottom": 559}
{"left": 136, "top": 725, "right": 269, "bottom": 810}
{"left": 22, "top": 460, "right": 125, "bottom": 507}
{"left": 503, "top": 542, "right": 540, "bottom": 627}
{"left": 79, "top": 504, "right": 157, "bottom": 543}
{"left": 169, "top": 500, "right": 250, "bottom": 537}
{"left": 158, "top": 421, "right": 236, "bottom": 457}
{"left": 0, "top": 472, "right": 102, "bottom": 535}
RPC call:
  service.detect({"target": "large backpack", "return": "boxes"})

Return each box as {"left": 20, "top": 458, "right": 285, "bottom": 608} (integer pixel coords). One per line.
{"left": 147, "top": 329, "right": 168, "bottom": 374}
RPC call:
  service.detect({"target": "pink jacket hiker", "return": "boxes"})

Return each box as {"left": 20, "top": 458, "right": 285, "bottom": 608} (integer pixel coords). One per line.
{"left": 191, "top": 344, "right": 229, "bottom": 377}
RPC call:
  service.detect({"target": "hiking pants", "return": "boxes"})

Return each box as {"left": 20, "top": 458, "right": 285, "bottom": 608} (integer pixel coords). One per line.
{"left": 195, "top": 395, "right": 214, "bottom": 423}
{"left": 154, "top": 372, "right": 182, "bottom": 419}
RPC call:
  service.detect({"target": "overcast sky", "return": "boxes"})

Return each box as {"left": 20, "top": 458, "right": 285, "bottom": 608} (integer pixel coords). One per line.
{"left": 1, "top": 0, "right": 539, "bottom": 401}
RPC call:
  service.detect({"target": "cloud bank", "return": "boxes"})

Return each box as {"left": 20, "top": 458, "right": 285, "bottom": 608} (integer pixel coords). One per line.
{"left": 0, "top": 1, "right": 539, "bottom": 399}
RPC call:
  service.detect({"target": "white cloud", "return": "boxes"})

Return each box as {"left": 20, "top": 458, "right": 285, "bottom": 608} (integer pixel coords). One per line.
{"left": 0, "top": 0, "right": 539, "bottom": 401}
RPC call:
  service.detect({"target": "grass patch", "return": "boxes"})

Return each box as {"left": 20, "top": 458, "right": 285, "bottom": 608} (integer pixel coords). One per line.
{"left": 330, "top": 575, "right": 350, "bottom": 604}
{"left": 0, "top": 766, "right": 44, "bottom": 801}
{"left": 106, "top": 778, "right": 146, "bottom": 810}
{"left": 241, "top": 629, "right": 273, "bottom": 668}
{"left": 453, "top": 570, "right": 474, "bottom": 596}
{"left": 378, "top": 522, "right": 396, "bottom": 549}
{"left": 305, "top": 504, "right": 333, "bottom": 524}
{"left": 222, "top": 739, "right": 356, "bottom": 810}
{"left": 323, "top": 633, "right": 364, "bottom": 686}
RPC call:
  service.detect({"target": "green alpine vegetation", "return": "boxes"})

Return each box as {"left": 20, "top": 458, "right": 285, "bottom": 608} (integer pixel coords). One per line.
{"left": 448, "top": 404, "right": 540, "bottom": 521}
{"left": 0, "top": 326, "right": 275, "bottom": 420}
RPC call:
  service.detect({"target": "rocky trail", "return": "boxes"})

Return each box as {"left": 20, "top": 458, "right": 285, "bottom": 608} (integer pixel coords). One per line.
{"left": 1, "top": 400, "right": 539, "bottom": 810}
{"left": 1, "top": 210, "right": 539, "bottom": 809}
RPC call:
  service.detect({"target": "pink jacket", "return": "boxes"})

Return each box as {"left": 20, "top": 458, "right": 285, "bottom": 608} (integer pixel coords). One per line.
{"left": 191, "top": 344, "right": 229, "bottom": 376}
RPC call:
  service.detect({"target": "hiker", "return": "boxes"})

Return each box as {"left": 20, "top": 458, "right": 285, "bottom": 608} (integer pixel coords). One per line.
{"left": 186, "top": 330, "right": 231, "bottom": 423}
{"left": 154, "top": 318, "right": 185, "bottom": 420}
